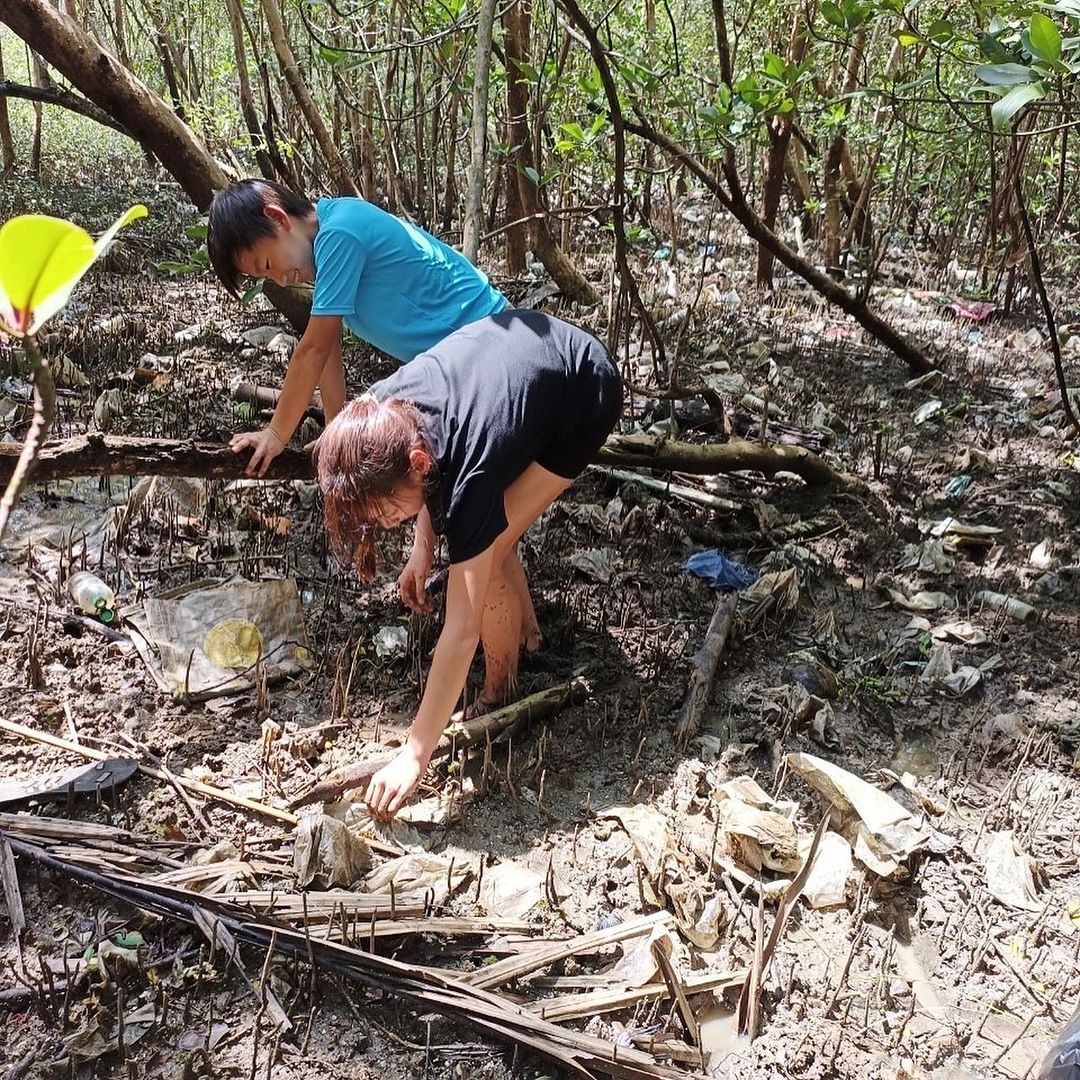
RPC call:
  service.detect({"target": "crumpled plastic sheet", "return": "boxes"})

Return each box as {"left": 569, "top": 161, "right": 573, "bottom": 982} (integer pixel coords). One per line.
{"left": 681, "top": 548, "right": 758, "bottom": 590}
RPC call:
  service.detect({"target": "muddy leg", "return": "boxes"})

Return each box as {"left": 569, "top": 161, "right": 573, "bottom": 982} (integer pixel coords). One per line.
{"left": 507, "top": 546, "right": 541, "bottom": 652}
{"left": 469, "top": 555, "right": 522, "bottom": 715}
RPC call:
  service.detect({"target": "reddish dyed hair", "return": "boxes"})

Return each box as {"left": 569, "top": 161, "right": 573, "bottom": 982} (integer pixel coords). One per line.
{"left": 316, "top": 395, "right": 429, "bottom": 580}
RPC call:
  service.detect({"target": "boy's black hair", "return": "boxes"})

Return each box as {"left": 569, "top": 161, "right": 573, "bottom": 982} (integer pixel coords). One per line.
{"left": 207, "top": 180, "right": 314, "bottom": 298}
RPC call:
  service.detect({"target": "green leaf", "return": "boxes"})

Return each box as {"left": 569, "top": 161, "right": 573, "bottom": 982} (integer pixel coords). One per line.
{"left": 927, "top": 19, "right": 955, "bottom": 42}
{"left": 821, "top": 1, "right": 846, "bottom": 27}
{"left": 115, "top": 931, "right": 144, "bottom": 948}
{"left": 241, "top": 279, "right": 264, "bottom": 305}
{"left": 897, "top": 32, "right": 922, "bottom": 45}
{"left": 975, "top": 62, "right": 1036, "bottom": 85}
{"left": 522, "top": 165, "right": 540, "bottom": 187}
{"left": 991, "top": 80, "right": 1046, "bottom": 129}
{"left": 184, "top": 223, "right": 208, "bottom": 241}
{"left": 0, "top": 205, "right": 146, "bottom": 335}
{"left": 1029, "top": 12, "right": 1063, "bottom": 61}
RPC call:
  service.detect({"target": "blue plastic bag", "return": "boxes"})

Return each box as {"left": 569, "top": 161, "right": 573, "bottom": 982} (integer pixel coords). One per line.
{"left": 681, "top": 549, "right": 758, "bottom": 590}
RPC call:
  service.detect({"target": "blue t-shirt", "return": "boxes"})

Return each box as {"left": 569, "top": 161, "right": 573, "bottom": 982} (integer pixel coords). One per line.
{"left": 310, "top": 198, "right": 507, "bottom": 362}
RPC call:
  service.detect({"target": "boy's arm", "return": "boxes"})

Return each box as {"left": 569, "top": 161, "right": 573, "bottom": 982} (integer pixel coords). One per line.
{"left": 318, "top": 336, "right": 346, "bottom": 422}
{"left": 231, "top": 315, "right": 342, "bottom": 476}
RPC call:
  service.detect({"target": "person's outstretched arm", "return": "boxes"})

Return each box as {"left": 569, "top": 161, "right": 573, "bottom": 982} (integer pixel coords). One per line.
{"left": 231, "top": 315, "right": 343, "bottom": 475}
{"left": 399, "top": 505, "right": 437, "bottom": 613}
{"left": 366, "top": 544, "right": 493, "bottom": 817}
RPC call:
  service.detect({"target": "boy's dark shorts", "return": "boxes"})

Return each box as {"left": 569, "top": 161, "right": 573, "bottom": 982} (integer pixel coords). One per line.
{"left": 538, "top": 341, "right": 623, "bottom": 481}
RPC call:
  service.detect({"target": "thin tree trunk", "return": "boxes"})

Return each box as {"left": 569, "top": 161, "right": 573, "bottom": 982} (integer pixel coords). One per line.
{"left": 0, "top": 48, "right": 19, "bottom": 171}
{"left": 504, "top": 0, "right": 597, "bottom": 303}
{"left": 462, "top": 0, "right": 498, "bottom": 262}
{"left": 757, "top": 15, "right": 809, "bottom": 286}
{"left": 30, "top": 52, "right": 47, "bottom": 175}
{"left": 259, "top": 0, "right": 359, "bottom": 196}
{"left": 224, "top": 0, "right": 275, "bottom": 179}
{"left": 440, "top": 88, "right": 460, "bottom": 233}
{"left": 0, "top": 0, "right": 228, "bottom": 209}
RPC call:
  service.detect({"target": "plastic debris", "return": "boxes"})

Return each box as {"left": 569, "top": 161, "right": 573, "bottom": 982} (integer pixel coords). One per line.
{"left": 373, "top": 624, "right": 408, "bottom": 659}
{"left": 974, "top": 590, "right": 1038, "bottom": 623}
{"left": 127, "top": 578, "right": 310, "bottom": 699}
{"left": 362, "top": 852, "right": 473, "bottom": 906}
{"left": 786, "top": 752, "right": 930, "bottom": 877}
{"left": 1038, "top": 1003, "right": 1080, "bottom": 1080}
{"left": 682, "top": 549, "right": 758, "bottom": 590}
{"left": 913, "top": 400, "right": 943, "bottom": 424}
{"left": 478, "top": 860, "right": 546, "bottom": 919}
{"left": 293, "top": 813, "right": 371, "bottom": 888}
{"left": 898, "top": 540, "right": 955, "bottom": 576}
{"left": 1030, "top": 540, "right": 1054, "bottom": 570}
{"left": 883, "top": 587, "right": 954, "bottom": 613}
{"left": 983, "top": 830, "right": 1042, "bottom": 912}
{"left": 943, "top": 474, "right": 973, "bottom": 500}
{"left": 799, "top": 831, "right": 852, "bottom": 909}
{"left": 571, "top": 547, "right": 617, "bottom": 584}
{"left": 947, "top": 299, "right": 997, "bottom": 322}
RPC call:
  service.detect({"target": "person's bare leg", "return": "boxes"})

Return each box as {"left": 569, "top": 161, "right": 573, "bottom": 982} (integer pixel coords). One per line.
{"left": 507, "top": 547, "right": 541, "bottom": 652}
{"left": 469, "top": 553, "right": 522, "bottom": 716}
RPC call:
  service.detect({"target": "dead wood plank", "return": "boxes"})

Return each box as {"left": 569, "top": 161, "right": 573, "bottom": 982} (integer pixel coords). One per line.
{"left": 0, "top": 432, "right": 850, "bottom": 489}
{"left": 315, "top": 916, "right": 535, "bottom": 940}
{"left": 652, "top": 936, "right": 700, "bottom": 1046}
{"left": 0, "top": 836, "right": 25, "bottom": 937}
{"left": 290, "top": 676, "right": 590, "bottom": 809}
{"left": 465, "top": 911, "right": 673, "bottom": 991}
{"left": 527, "top": 968, "right": 746, "bottom": 1023}
{"left": 675, "top": 594, "right": 738, "bottom": 744}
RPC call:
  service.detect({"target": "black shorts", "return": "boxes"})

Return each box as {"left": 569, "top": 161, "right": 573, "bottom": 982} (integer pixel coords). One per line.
{"left": 537, "top": 341, "right": 623, "bottom": 480}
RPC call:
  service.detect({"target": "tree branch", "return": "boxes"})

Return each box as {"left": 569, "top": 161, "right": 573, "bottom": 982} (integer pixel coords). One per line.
{"left": 0, "top": 78, "right": 131, "bottom": 135}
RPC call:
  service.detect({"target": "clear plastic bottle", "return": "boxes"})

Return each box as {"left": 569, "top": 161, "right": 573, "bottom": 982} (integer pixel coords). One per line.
{"left": 1040, "top": 1005, "right": 1080, "bottom": 1079}
{"left": 67, "top": 571, "right": 117, "bottom": 624}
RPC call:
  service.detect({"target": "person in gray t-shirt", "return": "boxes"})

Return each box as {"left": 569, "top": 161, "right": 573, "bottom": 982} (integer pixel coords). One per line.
{"left": 316, "top": 310, "right": 622, "bottom": 819}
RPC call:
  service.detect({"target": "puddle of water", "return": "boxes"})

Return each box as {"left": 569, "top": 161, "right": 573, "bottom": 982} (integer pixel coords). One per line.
{"left": 698, "top": 1005, "right": 750, "bottom": 1066}
{"left": 892, "top": 729, "right": 942, "bottom": 778}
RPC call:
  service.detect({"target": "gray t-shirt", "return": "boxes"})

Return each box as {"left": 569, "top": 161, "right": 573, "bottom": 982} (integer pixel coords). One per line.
{"left": 369, "top": 310, "right": 621, "bottom": 563}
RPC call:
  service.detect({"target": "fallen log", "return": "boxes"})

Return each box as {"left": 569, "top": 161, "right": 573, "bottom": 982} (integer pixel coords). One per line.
{"left": 0, "top": 432, "right": 850, "bottom": 488}
{"left": 290, "top": 676, "right": 590, "bottom": 809}
{"left": 675, "top": 595, "right": 739, "bottom": 744}
{"left": 596, "top": 433, "right": 851, "bottom": 487}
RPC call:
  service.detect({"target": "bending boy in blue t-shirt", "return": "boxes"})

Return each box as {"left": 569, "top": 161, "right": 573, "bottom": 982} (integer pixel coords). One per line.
{"left": 207, "top": 179, "right": 515, "bottom": 632}
{"left": 207, "top": 179, "right": 506, "bottom": 476}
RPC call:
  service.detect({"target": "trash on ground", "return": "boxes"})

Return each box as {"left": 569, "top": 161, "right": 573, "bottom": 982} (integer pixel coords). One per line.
{"left": 947, "top": 298, "right": 997, "bottom": 322}
{"left": 883, "top": 586, "right": 954, "bottom": 613}
{"left": 983, "top": 830, "right": 1043, "bottom": 912}
{"left": 127, "top": 578, "right": 310, "bottom": 698}
{"left": 913, "top": 400, "right": 943, "bottom": 424}
{"left": 898, "top": 540, "right": 955, "bottom": 576}
{"left": 714, "top": 778, "right": 801, "bottom": 873}
{"left": 1039, "top": 1002, "right": 1080, "bottom": 1080}
{"left": 374, "top": 624, "right": 408, "bottom": 659}
{"left": 479, "top": 859, "right": 546, "bottom": 918}
{"left": 943, "top": 473, "right": 973, "bottom": 500}
{"left": 362, "top": 852, "right": 473, "bottom": 906}
{"left": 570, "top": 547, "right": 617, "bottom": 583}
{"left": 974, "top": 590, "right": 1038, "bottom": 623}
{"left": 0, "top": 758, "right": 137, "bottom": 807}
{"left": 293, "top": 813, "right": 372, "bottom": 888}
{"left": 67, "top": 570, "right": 117, "bottom": 624}
{"left": 786, "top": 752, "right": 930, "bottom": 876}
{"left": 799, "top": 830, "right": 852, "bottom": 908}
{"left": 682, "top": 549, "right": 758, "bottom": 590}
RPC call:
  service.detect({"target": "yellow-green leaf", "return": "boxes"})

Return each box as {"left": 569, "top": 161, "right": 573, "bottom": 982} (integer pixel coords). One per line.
{"left": 0, "top": 205, "right": 147, "bottom": 336}
{"left": 1067, "top": 899, "right": 1080, "bottom": 930}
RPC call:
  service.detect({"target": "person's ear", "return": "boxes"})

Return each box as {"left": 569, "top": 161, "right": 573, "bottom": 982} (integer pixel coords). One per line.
{"left": 263, "top": 204, "right": 291, "bottom": 231}
{"left": 408, "top": 448, "right": 432, "bottom": 477}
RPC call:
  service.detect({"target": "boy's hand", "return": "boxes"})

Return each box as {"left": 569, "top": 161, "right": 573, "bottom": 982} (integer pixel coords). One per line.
{"left": 398, "top": 545, "right": 435, "bottom": 614}
{"left": 231, "top": 426, "right": 286, "bottom": 477}
{"left": 365, "top": 745, "right": 428, "bottom": 819}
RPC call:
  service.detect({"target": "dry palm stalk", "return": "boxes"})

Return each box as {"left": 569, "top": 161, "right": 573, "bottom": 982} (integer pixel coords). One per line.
{"left": 675, "top": 595, "right": 739, "bottom": 744}
{"left": 528, "top": 968, "right": 746, "bottom": 1023}
{"left": 4, "top": 836, "right": 705, "bottom": 1080}
{"left": 465, "top": 911, "right": 673, "bottom": 990}
{"left": 291, "top": 676, "right": 590, "bottom": 809}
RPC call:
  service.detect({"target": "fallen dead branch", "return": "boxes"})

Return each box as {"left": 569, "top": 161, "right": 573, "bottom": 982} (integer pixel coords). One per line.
{"left": 4, "top": 836, "right": 706, "bottom": 1080}
{"left": 290, "top": 676, "right": 590, "bottom": 809}
{"left": 0, "top": 432, "right": 850, "bottom": 488}
{"left": 675, "top": 595, "right": 739, "bottom": 744}
{"left": 0, "top": 717, "right": 299, "bottom": 826}
{"left": 596, "top": 434, "right": 851, "bottom": 488}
